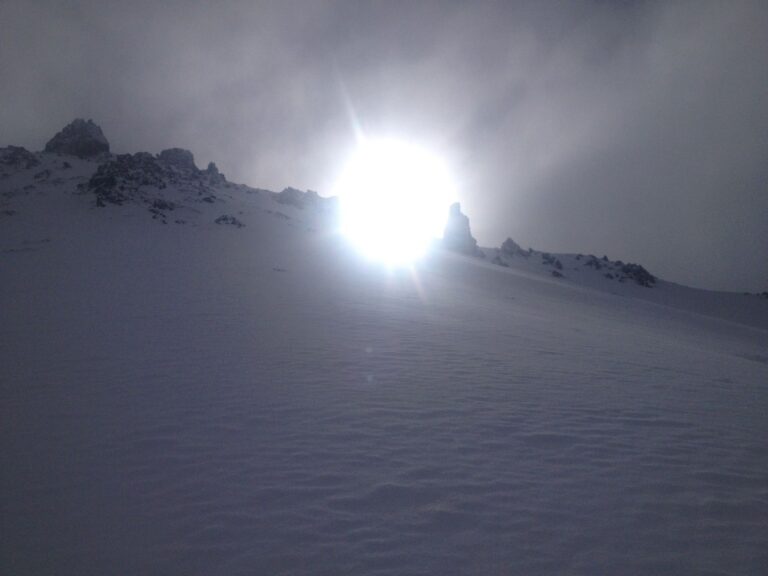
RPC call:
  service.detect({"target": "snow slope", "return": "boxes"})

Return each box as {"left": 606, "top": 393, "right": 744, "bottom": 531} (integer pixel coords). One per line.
{"left": 2, "top": 152, "right": 767, "bottom": 576}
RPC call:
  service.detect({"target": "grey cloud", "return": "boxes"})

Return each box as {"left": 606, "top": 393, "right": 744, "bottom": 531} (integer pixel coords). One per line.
{"left": 1, "top": 0, "right": 766, "bottom": 291}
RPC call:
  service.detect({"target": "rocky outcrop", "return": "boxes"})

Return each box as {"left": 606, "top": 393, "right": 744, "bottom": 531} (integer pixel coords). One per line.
{"left": 87, "top": 152, "right": 167, "bottom": 206}
{"left": 214, "top": 214, "right": 244, "bottom": 228}
{"left": 273, "top": 187, "right": 338, "bottom": 219}
{"left": 274, "top": 187, "right": 322, "bottom": 209}
{"left": 442, "top": 202, "right": 480, "bottom": 256}
{"left": 618, "top": 262, "right": 656, "bottom": 287}
{"left": 500, "top": 237, "right": 524, "bottom": 256}
{"left": 158, "top": 148, "right": 197, "bottom": 172}
{"left": 204, "top": 162, "right": 226, "bottom": 185}
{"left": 583, "top": 255, "right": 655, "bottom": 286}
{"left": 0, "top": 146, "right": 40, "bottom": 171}
{"left": 492, "top": 237, "right": 531, "bottom": 266}
{"left": 274, "top": 187, "right": 306, "bottom": 208}
{"left": 44, "top": 119, "right": 110, "bottom": 158}
{"left": 85, "top": 150, "right": 219, "bottom": 211}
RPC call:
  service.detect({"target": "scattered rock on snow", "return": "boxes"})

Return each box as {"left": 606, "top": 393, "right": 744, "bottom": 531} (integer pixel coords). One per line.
{"left": 541, "top": 252, "right": 563, "bottom": 270}
{"left": 151, "top": 199, "right": 175, "bottom": 211}
{"left": 215, "top": 214, "right": 244, "bottom": 228}
{"left": 585, "top": 255, "right": 603, "bottom": 270}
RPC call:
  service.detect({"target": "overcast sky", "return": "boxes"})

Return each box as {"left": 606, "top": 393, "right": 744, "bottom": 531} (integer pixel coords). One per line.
{"left": 2, "top": 0, "right": 766, "bottom": 291}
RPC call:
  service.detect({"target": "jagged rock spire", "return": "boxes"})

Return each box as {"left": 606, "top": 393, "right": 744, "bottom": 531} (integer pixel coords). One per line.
{"left": 443, "top": 202, "right": 480, "bottom": 256}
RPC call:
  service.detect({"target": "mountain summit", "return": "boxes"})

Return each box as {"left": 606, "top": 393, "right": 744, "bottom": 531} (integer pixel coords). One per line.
{"left": 44, "top": 118, "right": 110, "bottom": 158}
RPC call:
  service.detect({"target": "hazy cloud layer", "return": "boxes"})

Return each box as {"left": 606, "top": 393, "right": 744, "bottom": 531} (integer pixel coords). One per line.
{"left": 2, "top": 1, "right": 766, "bottom": 291}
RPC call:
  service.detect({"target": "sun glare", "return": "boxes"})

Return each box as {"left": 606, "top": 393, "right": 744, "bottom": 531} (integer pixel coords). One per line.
{"left": 335, "top": 139, "right": 457, "bottom": 264}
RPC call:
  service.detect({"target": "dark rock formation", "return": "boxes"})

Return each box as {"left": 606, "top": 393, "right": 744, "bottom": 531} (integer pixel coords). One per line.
{"left": 0, "top": 146, "right": 39, "bottom": 171}
{"left": 273, "top": 187, "right": 338, "bottom": 220}
{"left": 501, "top": 237, "right": 523, "bottom": 256}
{"left": 619, "top": 262, "right": 656, "bottom": 287}
{"left": 585, "top": 255, "right": 604, "bottom": 270}
{"left": 87, "top": 152, "right": 167, "bottom": 206}
{"left": 215, "top": 214, "right": 244, "bottom": 228}
{"left": 274, "top": 187, "right": 305, "bottom": 208}
{"left": 204, "top": 162, "right": 226, "bottom": 185}
{"left": 158, "top": 148, "right": 197, "bottom": 171}
{"left": 84, "top": 149, "right": 221, "bottom": 211}
{"left": 274, "top": 187, "right": 323, "bottom": 210}
{"left": 44, "top": 119, "right": 110, "bottom": 158}
{"left": 585, "top": 254, "right": 656, "bottom": 287}
{"left": 541, "top": 252, "right": 563, "bottom": 270}
{"left": 492, "top": 238, "right": 530, "bottom": 267}
{"left": 442, "top": 202, "right": 480, "bottom": 256}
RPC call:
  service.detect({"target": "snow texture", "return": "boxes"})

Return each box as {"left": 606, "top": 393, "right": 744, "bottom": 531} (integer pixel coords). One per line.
{"left": 2, "top": 133, "right": 768, "bottom": 576}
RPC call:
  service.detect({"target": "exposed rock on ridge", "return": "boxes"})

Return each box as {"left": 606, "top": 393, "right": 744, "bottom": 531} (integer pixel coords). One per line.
{"left": 273, "top": 187, "right": 338, "bottom": 219}
{"left": 0, "top": 146, "right": 40, "bottom": 172}
{"left": 44, "top": 119, "right": 110, "bottom": 158}
{"left": 158, "top": 148, "right": 197, "bottom": 171}
{"left": 491, "top": 240, "right": 657, "bottom": 288}
{"left": 443, "top": 202, "right": 481, "bottom": 256}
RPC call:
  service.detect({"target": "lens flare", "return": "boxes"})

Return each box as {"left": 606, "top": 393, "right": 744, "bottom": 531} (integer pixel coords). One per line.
{"left": 335, "top": 139, "right": 457, "bottom": 264}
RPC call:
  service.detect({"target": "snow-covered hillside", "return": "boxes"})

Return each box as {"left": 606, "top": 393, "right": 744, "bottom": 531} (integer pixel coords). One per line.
{"left": 2, "top": 122, "right": 767, "bottom": 575}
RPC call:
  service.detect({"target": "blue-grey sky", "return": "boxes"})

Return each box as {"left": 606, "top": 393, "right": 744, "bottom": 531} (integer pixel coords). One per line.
{"left": 1, "top": 0, "right": 767, "bottom": 291}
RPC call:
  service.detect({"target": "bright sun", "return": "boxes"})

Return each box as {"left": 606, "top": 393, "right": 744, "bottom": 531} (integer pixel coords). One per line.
{"left": 335, "top": 139, "right": 457, "bottom": 264}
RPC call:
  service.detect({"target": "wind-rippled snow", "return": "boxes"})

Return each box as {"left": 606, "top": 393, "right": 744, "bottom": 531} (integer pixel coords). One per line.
{"left": 2, "top": 190, "right": 767, "bottom": 575}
